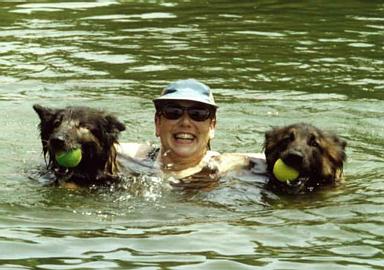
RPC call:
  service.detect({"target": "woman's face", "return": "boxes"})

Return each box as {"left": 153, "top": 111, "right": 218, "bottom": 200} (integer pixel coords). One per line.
{"left": 155, "top": 100, "right": 216, "bottom": 162}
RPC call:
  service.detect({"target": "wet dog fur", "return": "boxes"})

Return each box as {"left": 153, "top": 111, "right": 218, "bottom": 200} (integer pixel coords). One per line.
{"left": 264, "top": 123, "right": 347, "bottom": 194}
{"left": 33, "top": 104, "right": 126, "bottom": 186}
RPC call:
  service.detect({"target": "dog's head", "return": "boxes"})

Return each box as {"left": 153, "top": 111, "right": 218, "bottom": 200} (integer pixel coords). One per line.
{"left": 33, "top": 104, "right": 126, "bottom": 178}
{"left": 264, "top": 123, "right": 346, "bottom": 193}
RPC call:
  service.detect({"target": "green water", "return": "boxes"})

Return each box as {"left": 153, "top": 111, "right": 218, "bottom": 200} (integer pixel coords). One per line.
{"left": 1, "top": 1, "right": 384, "bottom": 269}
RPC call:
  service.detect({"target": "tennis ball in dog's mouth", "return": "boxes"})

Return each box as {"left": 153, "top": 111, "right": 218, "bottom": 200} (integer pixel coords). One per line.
{"left": 273, "top": 158, "right": 299, "bottom": 182}
{"left": 55, "top": 148, "right": 82, "bottom": 168}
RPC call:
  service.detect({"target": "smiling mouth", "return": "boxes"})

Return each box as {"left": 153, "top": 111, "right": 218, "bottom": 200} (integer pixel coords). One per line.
{"left": 174, "top": 133, "right": 195, "bottom": 142}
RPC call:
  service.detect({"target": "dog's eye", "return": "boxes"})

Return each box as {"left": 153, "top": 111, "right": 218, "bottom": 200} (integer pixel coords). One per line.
{"left": 310, "top": 140, "right": 319, "bottom": 147}
{"left": 83, "top": 124, "right": 99, "bottom": 137}
{"left": 282, "top": 131, "right": 295, "bottom": 144}
{"left": 84, "top": 124, "right": 97, "bottom": 134}
{"left": 282, "top": 136, "right": 290, "bottom": 143}
{"left": 290, "top": 131, "right": 295, "bottom": 141}
{"left": 53, "top": 119, "right": 61, "bottom": 128}
{"left": 286, "top": 131, "right": 295, "bottom": 141}
{"left": 309, "top": 135, "right": 320, "bottom": 147}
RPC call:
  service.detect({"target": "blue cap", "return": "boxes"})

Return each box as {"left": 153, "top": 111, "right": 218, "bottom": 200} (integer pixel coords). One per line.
{"left": 153, "top": 79, "right": 218, "bottom": 108}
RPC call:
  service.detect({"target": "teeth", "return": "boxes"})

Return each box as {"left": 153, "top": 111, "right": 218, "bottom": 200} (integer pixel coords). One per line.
{"left": 175, "top": 133, "right": 194, "bottom": 139}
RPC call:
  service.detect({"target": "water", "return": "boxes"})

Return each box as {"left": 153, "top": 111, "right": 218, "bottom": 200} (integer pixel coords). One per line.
{"left": 1, "top": 0, "right": 383, "bottom": 269}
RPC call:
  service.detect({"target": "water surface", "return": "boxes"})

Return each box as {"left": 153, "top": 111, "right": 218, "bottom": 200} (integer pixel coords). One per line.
{"left": 0, "top": 1, "right": 383, "bottom": 269}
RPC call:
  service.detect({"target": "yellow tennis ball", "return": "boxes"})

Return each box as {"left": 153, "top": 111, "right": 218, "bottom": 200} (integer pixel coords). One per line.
{"left": 273, "top": 158, "right": 299, "bottom": 182}
{"left": 55, "top": 148, "right": 82, "bottom": 168}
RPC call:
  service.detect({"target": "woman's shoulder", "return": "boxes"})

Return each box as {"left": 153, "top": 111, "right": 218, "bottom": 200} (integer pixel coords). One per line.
{"left": 116, "top": 142, "right": 157, "bottom": 159}
{"left": 208, "top": 152, "right": 266, "bottom": 176}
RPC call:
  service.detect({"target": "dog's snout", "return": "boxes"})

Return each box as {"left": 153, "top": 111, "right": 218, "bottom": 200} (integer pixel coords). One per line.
{"left": 284, "top": 150, "right": 304, "bottom": 166}
{"left": 50, "top": 136, "right": 65, "bottom": 149}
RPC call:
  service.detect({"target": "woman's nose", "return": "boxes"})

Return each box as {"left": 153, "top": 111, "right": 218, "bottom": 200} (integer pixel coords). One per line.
{"left": 179, "top": 111, "right": 193, "bottom": 125}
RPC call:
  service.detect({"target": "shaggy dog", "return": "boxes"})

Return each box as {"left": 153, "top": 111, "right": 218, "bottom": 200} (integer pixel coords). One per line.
{"left": 33, "top": 104, "right": 126, "bottom": 186}
{"left": 264, "top": 123, "right": 347, "bottom": 194}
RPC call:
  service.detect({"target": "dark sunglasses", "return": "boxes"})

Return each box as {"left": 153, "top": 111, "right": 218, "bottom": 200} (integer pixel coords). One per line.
{"left": 159, "top": 104, "right": 215, "bottom": 122}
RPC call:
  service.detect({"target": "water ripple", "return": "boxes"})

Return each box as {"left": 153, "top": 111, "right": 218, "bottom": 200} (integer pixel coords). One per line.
{"left": 1, "top": 1, "right": 384, "bottom": 269}
{"left": 12, "top": 2, "right": 117, "bottom": 14}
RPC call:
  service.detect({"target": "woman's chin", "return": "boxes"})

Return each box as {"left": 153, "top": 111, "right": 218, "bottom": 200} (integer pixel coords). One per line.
{"left": 172, "top": 146, "right": 199, "bottom": 158}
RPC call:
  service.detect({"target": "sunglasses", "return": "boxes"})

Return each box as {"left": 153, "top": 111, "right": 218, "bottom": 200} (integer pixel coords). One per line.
{"left": 159, "top": 104, "right": 214, "bottom": 122}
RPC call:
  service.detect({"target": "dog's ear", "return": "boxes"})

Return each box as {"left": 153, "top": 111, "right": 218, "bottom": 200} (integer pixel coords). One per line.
{"left": 105, "top": 115, "right": 126, "bottom": 133}
{"left": 333, "top": 135, "right": 347, "bottom": 161}
{"left": 265, "top": 130, "right": 272, "bottom": 142}
{"left": 338, "top": 137, "right": 347, "bottom": 150}
{"left": 33, "top": 104, "right": 56, "bottom": 123}
{"left": 33, "top": 104, "right": 58, "bottom": 158}
{"left": 264, "top": 127, "right": 278, "bottom": 148}
{"left": 326, "top": 132, "right": 347, "bottom": 150}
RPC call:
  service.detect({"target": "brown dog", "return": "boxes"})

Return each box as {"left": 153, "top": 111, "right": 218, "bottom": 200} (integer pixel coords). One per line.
{"left": 33, "top": 104, "right": 126, "bottom": 186}
{"left": 264, "top": 123, "right": 347, "bottom": 193}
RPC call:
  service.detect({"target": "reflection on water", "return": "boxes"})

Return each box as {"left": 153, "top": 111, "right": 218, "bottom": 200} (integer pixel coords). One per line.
{"left": 1, "top": 0, "right": 384, "bottom": 269}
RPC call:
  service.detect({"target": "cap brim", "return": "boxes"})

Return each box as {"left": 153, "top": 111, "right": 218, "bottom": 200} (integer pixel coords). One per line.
{"left": 153, "top": 96, "right": 217, "bottom": 108}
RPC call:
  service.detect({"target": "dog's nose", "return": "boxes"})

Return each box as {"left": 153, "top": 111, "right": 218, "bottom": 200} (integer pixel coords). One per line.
{"left": 50, "top": 136, "right": 65, "bottom": 149}
{"left": 284, "top": 150, "right": 304, "bottom": 166}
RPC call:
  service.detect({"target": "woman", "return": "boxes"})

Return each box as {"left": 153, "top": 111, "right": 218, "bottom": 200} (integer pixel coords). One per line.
{"left": 118, "top": 79, "right": 258, "bottom": 189}
{"left": 152, "top": 79, "right": 220, "bottom": 178}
